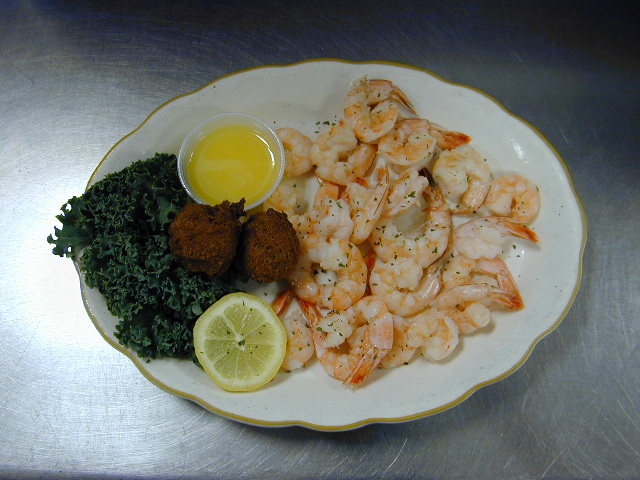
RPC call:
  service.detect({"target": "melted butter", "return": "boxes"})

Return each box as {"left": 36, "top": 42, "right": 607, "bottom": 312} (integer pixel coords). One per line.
{"left": 186, "top": 123, "right": 278, "bottom": 206}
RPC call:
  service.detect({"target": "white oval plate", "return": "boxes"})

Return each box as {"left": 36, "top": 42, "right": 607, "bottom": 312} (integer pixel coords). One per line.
{"left": 81, "top": 60, "right": 586, "bottom": 431}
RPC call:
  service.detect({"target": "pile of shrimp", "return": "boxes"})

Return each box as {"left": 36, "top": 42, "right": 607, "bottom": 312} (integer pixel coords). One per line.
{"left": 266, "top": 76, "right": 540, "bottom": 388}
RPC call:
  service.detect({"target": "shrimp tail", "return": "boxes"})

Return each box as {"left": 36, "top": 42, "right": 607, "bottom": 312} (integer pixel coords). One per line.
{"left": 437, "top": 130, "right": 472, "bottom": 150}
{"left": 297, "top": 297, "right": 327, "bottom": 356}
{"left": 490, "top": 217, "right": 539, "bottom": 243}
{"left": 370, "top": 79, "right": 417, "bottom": 115}
{"left": 297, "top": 297, "right": 321, "bottom": 327}
{"left": 344, "top": 348, "right": 382, "bottom": 386}
{"left": 272, "top": 288, "right": 294, "bottom": 316}
{"left": 488, "top": 288, "right": 524, "bottom": 310}
{"left": 477, "top": 257, "right": 524, "bottom": 307}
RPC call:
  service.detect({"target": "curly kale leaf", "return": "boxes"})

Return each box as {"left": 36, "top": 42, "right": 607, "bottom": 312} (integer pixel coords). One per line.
{"left": 48, "top": 153, "right": 239, "bottom": 361}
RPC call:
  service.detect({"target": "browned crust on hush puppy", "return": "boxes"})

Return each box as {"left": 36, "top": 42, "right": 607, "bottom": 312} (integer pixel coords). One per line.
{"left": 169, "top": 200, "right": 245, "bottom": 276}
{"left": 236, "top": 209, "right": 299, "bottom": 284}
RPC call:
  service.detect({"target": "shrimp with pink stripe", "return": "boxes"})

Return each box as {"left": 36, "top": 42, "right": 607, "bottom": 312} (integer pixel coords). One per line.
{"left": 369, "top": 181, "right": 451, "bottom": 268}
{"left": 271, "top": 289, "right": 315, "bottom": 372}
{"left": 310, "top": 118, "right": 376, "bottom": 186}
{"left": 288, "top": 233, "right": 367, "bottom": 310}
{"left": 377, "top": 118, "right": 439, "bottom": 172}
{"left": 276, "top": 127, "right": 314, "bottom": 178}
{"left": 485, "top": 173, "right": 540, "bottom": 224}
{"left": 263, "top": 76, "right": 544, "bottom": 384}
{"left": 341, "top": 165, "right": 390, "bottom": 245}
{"left": 453, "top": 216, "right": 538, "bottom": 260}
{"left": 432, "top": 145, "right": 492, "bottom": 214}
{"left": 381, "top": 168, "right": 430, "bottom": 219}
{"left": 369, "top": 258, "right": 442, "bottom": 316}
{"left": 344, "top": 76, "right": 416, "bottom": 144}
{"left": 299, "top": 295, "right": 394, "bottom": 387}
{"left": 432, "top": 282, "right": 523, "bottom": 334}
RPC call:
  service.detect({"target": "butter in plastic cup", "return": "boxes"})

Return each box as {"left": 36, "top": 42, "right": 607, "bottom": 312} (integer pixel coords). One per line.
{"left": 178, "top": 112, "right": 285, "bottom": 210}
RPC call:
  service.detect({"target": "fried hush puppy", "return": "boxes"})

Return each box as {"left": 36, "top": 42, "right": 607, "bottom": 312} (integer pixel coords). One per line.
{"left": 236, "top": 209, "right": 299, "bottom": 284}
{"left": 169, "top": 200, "right": 245, "bottom": 276}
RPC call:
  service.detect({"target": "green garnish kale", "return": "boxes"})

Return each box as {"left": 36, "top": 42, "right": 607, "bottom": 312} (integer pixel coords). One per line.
{"left": 47, "top": 153, "right": 239, "bottom": 361}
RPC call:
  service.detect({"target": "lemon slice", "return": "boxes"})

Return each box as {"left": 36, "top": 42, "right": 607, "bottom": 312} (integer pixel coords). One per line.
{"left": 193, "top": 292, "right": 287, "bottom": 392}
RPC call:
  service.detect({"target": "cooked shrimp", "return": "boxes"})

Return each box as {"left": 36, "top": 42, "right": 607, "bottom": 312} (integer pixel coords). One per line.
{"left": 431, "top": 283, "right": 523, "bottom": 310}
{"left": 266, "top": 183, "right": 304, "bottom": 214}
{"left": 271, "top": 287, "right": 295, "bottom": 314}
{"left": 308, "top": 183, "right": 354, "bottom": 241}
{"left": 381, "top": 168, "right": 430, "bottom": 218}
{"left": 299, "top": 296, "right": 394, "bottom": 386}
{"left": 288, "top": 234, "right": 367, "bottom": 310}
{"left": 380, "top": 305, "right": 456, "bottom": 368}
{"left": 313, "top": 308, "right": 355, "bottom": 348}
{"left": 443, "top": 255, "right": 523, "bottom": 307}
{"left": 432, "top": 283, "right": 522, "bottom": 333}
{"left": 266, "top": 183, "right": 315, "bottom": 240}
{"left": 280, "top": 312, "right": 315, "bottom": 371}
{"left": 271, "top": 289, "right": 315, "bottom": 371}
{"left": 369, "top": 258, "right": 441, "bottom": 316}
{"left": 341, "top": 166, "right": 390, "bottom": 244}
{"left": 419, "top": 307, "right": 459, "bottom": 361}
{"left": 485, "top": 173, "right": 540, "bottom": 224}
{"left": 432, "top": 145, "right": 492, "bottom": 214}
{"left": 344, "top": 76, "right": 414, "bottom": 144}
{"left": 368, "top": 79, "right": 416, "bottom": 113}
{"left": 276, "top": 127, "right": 314, "bottom": 178}
{"left": 369, "top": 183, "right": 451, "bottom": 268}
{"left": 377, "top": 118, "right": 438, "bottom": 171}
{"left": 310, "top": 118, "right": 377, "bottom": 185}
{"left": 344, "top": 296, "right": 394, "bottom": 385}
{"left": 288, "top": 213, "right": 316, "bottom": 242}
{"left": 448, "top": 303, "right": 492, "bottom": 335}
{"left": 298, "top": 300, "right": 358, "bottom": 381}
{"left": 426, "top": 121, "right": 471, "bottom": 151}
{"left": 379, "top": 315, "right": 419, "bottom": 368}
{"left": 453, "top": 216, "right": 538, "bottom": 260}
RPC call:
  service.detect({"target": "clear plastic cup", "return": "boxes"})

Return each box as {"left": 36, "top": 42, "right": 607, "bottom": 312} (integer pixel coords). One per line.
{"left": 178, "top": 112, "right": 285, "bottom": 210}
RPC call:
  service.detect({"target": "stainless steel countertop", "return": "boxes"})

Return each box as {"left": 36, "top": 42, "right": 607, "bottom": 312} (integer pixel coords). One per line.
{"left": 1, "top": 1, "right": 638, "bottom": 478}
